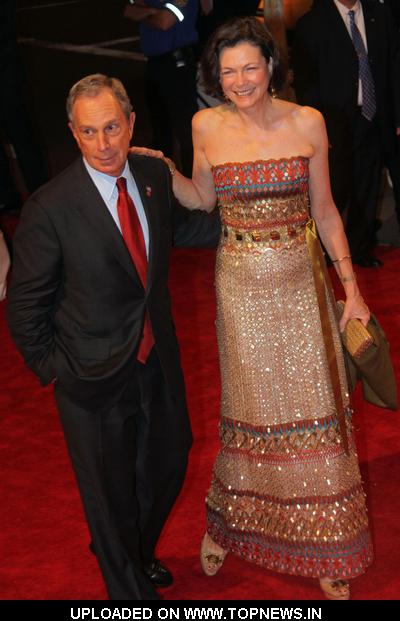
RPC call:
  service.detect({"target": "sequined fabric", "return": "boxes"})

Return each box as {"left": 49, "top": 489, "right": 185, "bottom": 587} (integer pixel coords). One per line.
{"left": 207, "top": 157, "right": 373, "bottom": 578}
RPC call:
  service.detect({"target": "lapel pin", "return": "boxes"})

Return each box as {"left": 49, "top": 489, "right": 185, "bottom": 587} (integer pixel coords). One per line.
{"left": 145, "top": 186, "right": 152, "bottom": 197}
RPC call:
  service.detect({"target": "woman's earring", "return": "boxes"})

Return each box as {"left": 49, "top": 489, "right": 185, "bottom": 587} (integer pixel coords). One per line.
{"left": 268, "top": 58, "right": 276, "bottom": 97}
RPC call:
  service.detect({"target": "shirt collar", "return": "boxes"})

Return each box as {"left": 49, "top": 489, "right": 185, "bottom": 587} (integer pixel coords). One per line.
{"left": 83, "top": 158, "right": 132, "bottom": 202}
{"left": 333, "top": 0, "right": 361, "bottom": 20}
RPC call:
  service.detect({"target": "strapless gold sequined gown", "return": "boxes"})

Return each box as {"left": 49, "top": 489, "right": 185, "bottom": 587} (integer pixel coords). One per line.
{"left": 206, "top": 157, "right": 372, "bottom": 578}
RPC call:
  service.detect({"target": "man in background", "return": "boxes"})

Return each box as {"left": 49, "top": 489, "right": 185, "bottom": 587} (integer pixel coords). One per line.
{"left": 292, "top": 0, "right": 400, "bottom": 267}
{"left": 124, "top": 1, "right": 199, "bottom": 176}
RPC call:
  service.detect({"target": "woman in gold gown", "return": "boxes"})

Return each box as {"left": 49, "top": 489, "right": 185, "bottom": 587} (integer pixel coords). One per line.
{"left": 166, "top": 17, "right": 373, "bottom": 600}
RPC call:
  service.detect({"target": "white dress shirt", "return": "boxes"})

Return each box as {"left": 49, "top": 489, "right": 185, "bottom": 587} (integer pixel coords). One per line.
{"left": 83, "top": 158, "right": 150, "bottom": 257}
{"left": 333, "top": 0, "right": 368, "bottom": 106}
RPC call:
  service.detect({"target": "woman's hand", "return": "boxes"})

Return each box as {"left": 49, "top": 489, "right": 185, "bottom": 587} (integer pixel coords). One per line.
{"left": 339, "top": 293, "right": 370, "bottom": 332}
{"left": 129, "top": 146, "right": 164, "bottom": 159}
{"left": 0, "top": 280, "right": 7, "bottom": 301}
{"left": 0, "top": 233, "right": 11, "bottom": 301}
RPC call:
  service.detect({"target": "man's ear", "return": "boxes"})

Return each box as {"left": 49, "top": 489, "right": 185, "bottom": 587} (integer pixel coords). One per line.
{"left": 68, "top": 121, "right": 78, "bottom": 143}
{"left": 129, "top": 112, "right": 136, "bottom": 138}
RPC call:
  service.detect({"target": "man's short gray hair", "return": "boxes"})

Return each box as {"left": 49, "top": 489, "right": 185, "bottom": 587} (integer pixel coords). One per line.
{"left": 66, "top": 74, "right": 133, "bottom": 122}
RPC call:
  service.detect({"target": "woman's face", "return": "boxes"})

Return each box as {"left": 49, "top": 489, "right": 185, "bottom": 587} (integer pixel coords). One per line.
{"left": 219, "top": 41, "right": 270, "bottom": 109}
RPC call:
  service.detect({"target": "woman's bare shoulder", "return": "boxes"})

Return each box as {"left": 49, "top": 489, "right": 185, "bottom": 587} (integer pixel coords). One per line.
{"left": 291, "top": 106, "right": 328, "bottom": 158}
{"left": 292, "top": 104, "right": 325, "bottom": 130}
{"left": 270, "top": 98, "right": 316, "bottom": 127}
{"left": 192, "top": 105, "right": 227, "bottom": 134}
{"left": 274, "top": 98, "right": 322, "bottom": 124}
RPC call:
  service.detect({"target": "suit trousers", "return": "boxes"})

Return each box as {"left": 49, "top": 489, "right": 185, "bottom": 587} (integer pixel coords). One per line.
{"left": 329, "top": 112, "right": 382, "bottom": 260}
{"left": 54, "top": 348, "right": 190, "bottom": 600}
{"left": 383, "top": 139, "right": 400, "bottom": 221}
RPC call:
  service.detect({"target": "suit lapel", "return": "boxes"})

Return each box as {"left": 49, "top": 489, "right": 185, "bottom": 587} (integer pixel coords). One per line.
{"left": 326, "top": 0, "right": 358, "bottom": 60}
{"left": 362, "top": 1, "right": 379, "bottom": 61}
{"left": 71, "top": 159, "right": 143, "bottom": 285}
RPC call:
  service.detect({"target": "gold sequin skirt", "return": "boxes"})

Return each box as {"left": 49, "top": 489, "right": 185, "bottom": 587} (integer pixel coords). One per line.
{"left": 206, "top": 233, "right": 373, "bottom": 578}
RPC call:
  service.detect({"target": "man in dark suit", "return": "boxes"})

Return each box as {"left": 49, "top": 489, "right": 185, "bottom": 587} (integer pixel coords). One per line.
{"left": 292, "top": 0, "right": 400, "bottom": 267}
{"left": 7, "top": 74, "right": 218, "bottom": 600}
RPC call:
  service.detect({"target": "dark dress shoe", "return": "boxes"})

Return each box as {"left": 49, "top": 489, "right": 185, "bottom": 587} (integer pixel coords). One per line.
{"left": 353, "top": 255, "right": 383, "bottom": 268}
{"left": 144, "top": 559, "right": 173, "bottom": 588}
{"left": 90, "top": 543, "right": 172, "bottom": 588}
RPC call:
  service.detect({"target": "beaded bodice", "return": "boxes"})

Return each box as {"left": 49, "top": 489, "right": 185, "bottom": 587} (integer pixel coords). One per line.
{"left": 212, "top": 157, "right": 310, "bottom": 249}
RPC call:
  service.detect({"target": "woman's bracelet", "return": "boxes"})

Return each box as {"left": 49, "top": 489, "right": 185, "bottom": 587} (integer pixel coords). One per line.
{"left": 163, "top": 157, "right": 176, "bottom": 177}
{"left": 332, "top": 254, "right": 351, "bottom": 264}
{"left": 340, "top": 274, "right": 356, "bottom": 284}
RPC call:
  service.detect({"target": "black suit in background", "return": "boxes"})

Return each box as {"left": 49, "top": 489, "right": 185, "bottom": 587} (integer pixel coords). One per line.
{"left": 7, "top": 153, "right": 220, "bottom": 599}
{"left": 292, "top": 0, "right": 400, "bottom": 261}
{"left": 386, "top": 0, "right": 400, "bottom": 29}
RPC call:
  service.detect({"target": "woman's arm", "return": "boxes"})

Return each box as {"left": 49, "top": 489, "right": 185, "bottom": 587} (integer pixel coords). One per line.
{"left": 305, "top": 107, "right": 370, "bottom": 330}
{"left": 129, "top": 110, "right": 218, "bottom": 212}
{"left": 169, "top": 110, "right": 217, "bottom": 212}
{"left": 0, "top": 230, "right": 11, "bottom": 301}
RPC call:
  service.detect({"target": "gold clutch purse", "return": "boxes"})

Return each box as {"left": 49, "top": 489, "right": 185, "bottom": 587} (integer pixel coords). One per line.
{"left": 336, "top": 300, "right": 397, "bottom": 409}
{"left": 336, "top": 300, "right": 374, "bottom": 359}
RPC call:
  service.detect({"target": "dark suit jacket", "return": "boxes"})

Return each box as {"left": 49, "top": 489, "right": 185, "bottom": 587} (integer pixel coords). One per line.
{"left": 386, "top": 0, "right": 400, "bottom": 29}
{"left": 292, "top": 0, "right": 400, "bottom": 153}
{"left": 7, "top": 154, "right": 219, "bottom": 412}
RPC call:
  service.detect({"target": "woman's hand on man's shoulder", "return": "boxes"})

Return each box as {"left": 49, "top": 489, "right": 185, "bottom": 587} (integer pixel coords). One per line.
{"left": 129, "top": 146, "right": 164, "bottom": 159}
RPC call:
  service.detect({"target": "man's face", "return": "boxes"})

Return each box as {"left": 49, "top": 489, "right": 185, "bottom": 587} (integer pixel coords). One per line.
{"left": 69, "top": 88, "right": 135, "bottom": 177}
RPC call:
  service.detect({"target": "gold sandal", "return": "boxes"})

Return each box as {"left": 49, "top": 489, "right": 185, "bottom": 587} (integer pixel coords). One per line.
{"left": 200, "top": 533, "right": 227, "bottom": 576}
{"left": 319, "top": 577, "right": 350, "bottom": 600}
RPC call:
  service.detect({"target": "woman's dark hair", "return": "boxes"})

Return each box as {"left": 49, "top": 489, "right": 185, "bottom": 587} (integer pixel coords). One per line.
{"left": 201, "top": 16, "right": 287, "bottom": 100}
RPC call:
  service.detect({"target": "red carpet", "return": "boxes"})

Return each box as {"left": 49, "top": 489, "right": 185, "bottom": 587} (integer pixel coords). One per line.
{"left": 1, "top": 240, "right": 399, "bottom": 600}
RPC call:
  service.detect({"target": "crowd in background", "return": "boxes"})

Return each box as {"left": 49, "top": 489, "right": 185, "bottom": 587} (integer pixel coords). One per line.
{"left": 1, "top": 0, "right": 400, "bottom": 281}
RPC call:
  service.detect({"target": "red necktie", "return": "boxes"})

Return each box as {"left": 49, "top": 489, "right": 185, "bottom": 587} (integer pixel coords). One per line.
{"left": 116, "top": 176, "right": 154, "bottom": 363}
